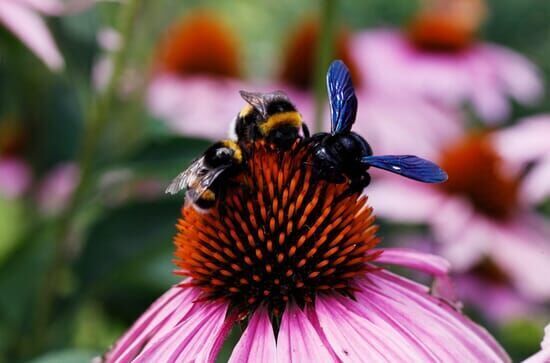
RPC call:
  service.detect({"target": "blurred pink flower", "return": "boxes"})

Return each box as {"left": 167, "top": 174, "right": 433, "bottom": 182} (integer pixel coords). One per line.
{"left": 0, "top": 0, "right": 99, "bottom": 71}
{"left": 368, "top": 115, "right": 550, "bottom": 304}
{"left": 0, "top": 157, "right": 31, "bottom": 199}
{"left": 524, "top": 324, "right": 550, "bottom": 363}
{"left": 36, "top": 162, "right": 79, "bottom": 215}
{"left": 147, "top": 11, "right": 256, "bottom": 140}
{"left": 352, "top": 0, "right": 543, "bottom": 123}
{"left": 274, "top": 19, "right": 460, "bottom": 136}
{"left": 92, "top": 27, "right": 122, "bottom": 91}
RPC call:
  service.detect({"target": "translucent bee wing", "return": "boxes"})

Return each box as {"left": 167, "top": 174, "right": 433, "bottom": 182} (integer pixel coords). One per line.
{"left": 185, "top": 166, "right": 229, "bottom": 203}
{"left": 165, "top": 156, "right": 208, "bottom": 198}
{"left": 361, "top": 155, "right": 448, "bottom": 183}
{"left": 165, "top": 156, "right": 206, "bottom": 195}
{"left": 327, "top": 60, "right": 358, "bottom": 135}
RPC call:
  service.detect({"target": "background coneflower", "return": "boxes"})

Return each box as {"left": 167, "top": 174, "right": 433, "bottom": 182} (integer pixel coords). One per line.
{"left": 352, "top": 0, "right": 544, "bottom": 123}
{"left": 275, "top": 18, "right": 460, "bottom": 139}
{"left": 146, "top": 11, "right": 253, "bottom": 140}
{"left": 368, "top": 114, "right": 550, "bottom": 322}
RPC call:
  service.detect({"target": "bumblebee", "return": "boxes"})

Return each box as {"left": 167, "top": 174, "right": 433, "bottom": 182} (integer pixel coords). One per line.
{"left": 308, "top": 60, "right": 447, "bottom": 193}
{"left": 235, "top": 90, "right": 310, "bottom": 148}
{"left": 166, "top": 140, "right": 243, "bottom": 211}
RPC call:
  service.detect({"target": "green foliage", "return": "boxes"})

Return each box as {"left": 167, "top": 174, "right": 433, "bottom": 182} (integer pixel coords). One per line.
{"left": 498, "top": 319, "right": 545, "bottom": 362}
{"left": 27, "top": 350, "right": 98, "bottom": 363}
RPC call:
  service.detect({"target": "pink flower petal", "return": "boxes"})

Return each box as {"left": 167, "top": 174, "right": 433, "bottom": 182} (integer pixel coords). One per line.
{"left": 0, "top": 157, "right": 32, "bottom": 199}
{"left": 147, "top": 75, "right": 249, "bottom": 140}
{"left": 492, "top": 115, "right": 550, "bottom": 167}
{"left": 489, "top": 216, "right": 550, "bottom": 301}
{"left": 367, "top": 179, "right": 445, "bottom": 223}
{"left": 373, "top": 248, "right": 450, "bottom": 276}
{"left": 131, "top": 299, "right": 230, "bottom": 363}
{"left": 0, "top": 1, "right": 64, "bottom": 70}
{"left": 482, "top": 44, "right": 544, "bottom": 106}
{"left": 106, "top": 286, "right": 200, "bottom": 363}
{"left": 355, "top": 271, "right": 510, "bottom": 362}
{"left": 454, "top": 274, "right": 535, "bottom": 322}
{"left": 16, "top": 0, "right": 65, "bottom": 15}
{"left": 314, "top": 294, "right": 421, "bottom": 361}
{"left": 466, "top": 47, "right": 510, "bottom": 123}
{"left": 276, "top": 304, "right": 335, "bottom": 362}
{"left": 351, "top": 29, "right": 543, "bottom": 123}
{"left": 355, "top": 89, "right": 462, "bottom": 159}
{"left": 430, "top": 198, "right": 493, "bottom": 270}
{"left": 36, "top": 163, "right": 79, "bottom": 215}
{"left": 228, "top": 307, "right": 276, "bottom": 363}
{"left": 21, "top": 0, "right": 107, "bottom": 15}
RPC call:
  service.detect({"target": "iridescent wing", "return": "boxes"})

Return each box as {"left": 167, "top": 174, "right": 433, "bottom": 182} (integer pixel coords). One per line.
{"left": 327, "top": 60, "right": 358, "bottom": 135}
{"left": 165, "top": 157, "right": 229, "bottom": 202}
{"left": 361, "top": 155, "right": 448, "bottom": 183}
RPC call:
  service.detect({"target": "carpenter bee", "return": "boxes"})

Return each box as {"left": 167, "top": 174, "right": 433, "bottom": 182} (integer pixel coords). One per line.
{"left": 166, "top": 140, "right": 243, "bottom": 210}
{"left": 308, "top": 60, "right": 447, "bottom": 193}
{"left": 234, "top": 90, "right": 310, "bottom": 148}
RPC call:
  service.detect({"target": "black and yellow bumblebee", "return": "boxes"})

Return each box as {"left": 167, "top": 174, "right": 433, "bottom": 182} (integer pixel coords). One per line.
{"left": 166, "top": 90, "right": 309, "bottom": 210}
{"left": 166, "top": 140, "right": 243, "bottom": 211}
{"left": 234, "top": 90, "right": 310, "bottom": 148}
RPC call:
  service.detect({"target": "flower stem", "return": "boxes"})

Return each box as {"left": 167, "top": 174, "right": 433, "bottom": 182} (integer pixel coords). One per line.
{"left": 32, "top": 0, "right": 142, "bottom": 351}
{"left": 313, "top": 0, "right": 338, "bottom": 133}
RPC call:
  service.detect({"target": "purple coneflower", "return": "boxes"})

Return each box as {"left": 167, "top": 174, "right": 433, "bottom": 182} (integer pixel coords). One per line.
{"left": 104, "top": 139, "right": 509, "bottom": 362}
{"left": 351, "top": 0, "right": 544, "bottom": 123}
{"left": 275, "top": 19, "right": 459, "bottom": 136}
{"left": 147, "top": 11, "right": 257, "bottom": 140}
{"left": 368, "top": 115, "right": 550, "bottom": 319}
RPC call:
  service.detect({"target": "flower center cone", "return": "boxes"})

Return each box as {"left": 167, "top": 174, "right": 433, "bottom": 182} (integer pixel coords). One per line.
{"left": 438, "top": 133, "right": 520, "bottom": 220}
{"left": 154, "top": 11, "right": 241, "bottom": 78}
{"left": 407, "top": 0, "right": 488, "bottom": 52}
{"left": 279, "top": 19, "right": 362, "bottom": 90}
{"left": 174, "top": 140, "right": 380, "bottom": 316}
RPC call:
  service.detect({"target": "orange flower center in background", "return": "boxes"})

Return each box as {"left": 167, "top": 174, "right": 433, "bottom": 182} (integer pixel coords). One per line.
{"left": 174, "top": 141, "right": 379, "bottom": 315}
{"left": 154, "top": 12, "right": 240, "bottom": 78}
{"left": 438, "top": 133, "right": 519, "bottom": 220}
{"left": 407, "top": 0, "right": 487, "bottom": 52}
{"left": 279, "top": 20, "right": 361, "bottom": 91}
{"left": 470, "top": 257, "right": 510, "bottom": 285}
{"left": 0, "top": 121, "right": 27, "bottom": 156}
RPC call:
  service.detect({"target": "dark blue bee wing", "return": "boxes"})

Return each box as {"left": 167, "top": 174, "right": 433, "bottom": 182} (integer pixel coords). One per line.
{"left": 327, "top": 60, "right": 358, "bottom": 135}
{"left": 361, "top": 155, "right": 448, "bottom": 183}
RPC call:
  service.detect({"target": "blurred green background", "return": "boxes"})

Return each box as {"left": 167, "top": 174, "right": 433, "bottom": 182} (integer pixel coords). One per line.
{"left": 0, "top": 0, "right": 549, "bottom": 362}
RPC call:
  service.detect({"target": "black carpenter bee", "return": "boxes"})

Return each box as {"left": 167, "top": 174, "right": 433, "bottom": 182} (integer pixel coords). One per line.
{"left": 165, "top": 140, "right": 243, "bottom": 211}
{"left": 234, "top": 90, "right": 310, "bottom": 148}
{"left": 308, "top": 60, "right": 447, "bottom": 193}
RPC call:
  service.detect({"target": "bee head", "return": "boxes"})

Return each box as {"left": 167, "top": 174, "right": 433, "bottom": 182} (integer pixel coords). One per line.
{"left": 205, "top": 140, "right": 243, "bottom": 167}
{"left": 235, "top": 90, "right": 303, "bottom": 146}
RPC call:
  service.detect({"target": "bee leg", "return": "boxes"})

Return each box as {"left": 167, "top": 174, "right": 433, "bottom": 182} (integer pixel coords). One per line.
{"left": 301, "top": 123, "right": 310, "bottom": 138}
{"left": 345, "top": 172, "right": 371, "bottom": 196}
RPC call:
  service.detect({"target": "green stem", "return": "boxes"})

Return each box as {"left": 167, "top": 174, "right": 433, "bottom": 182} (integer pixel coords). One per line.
{"left": 32, "top": 0, "right": 141, "bottom": 351}
{"left": 313, "top": 0, "right": 338, "bottom": 133}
